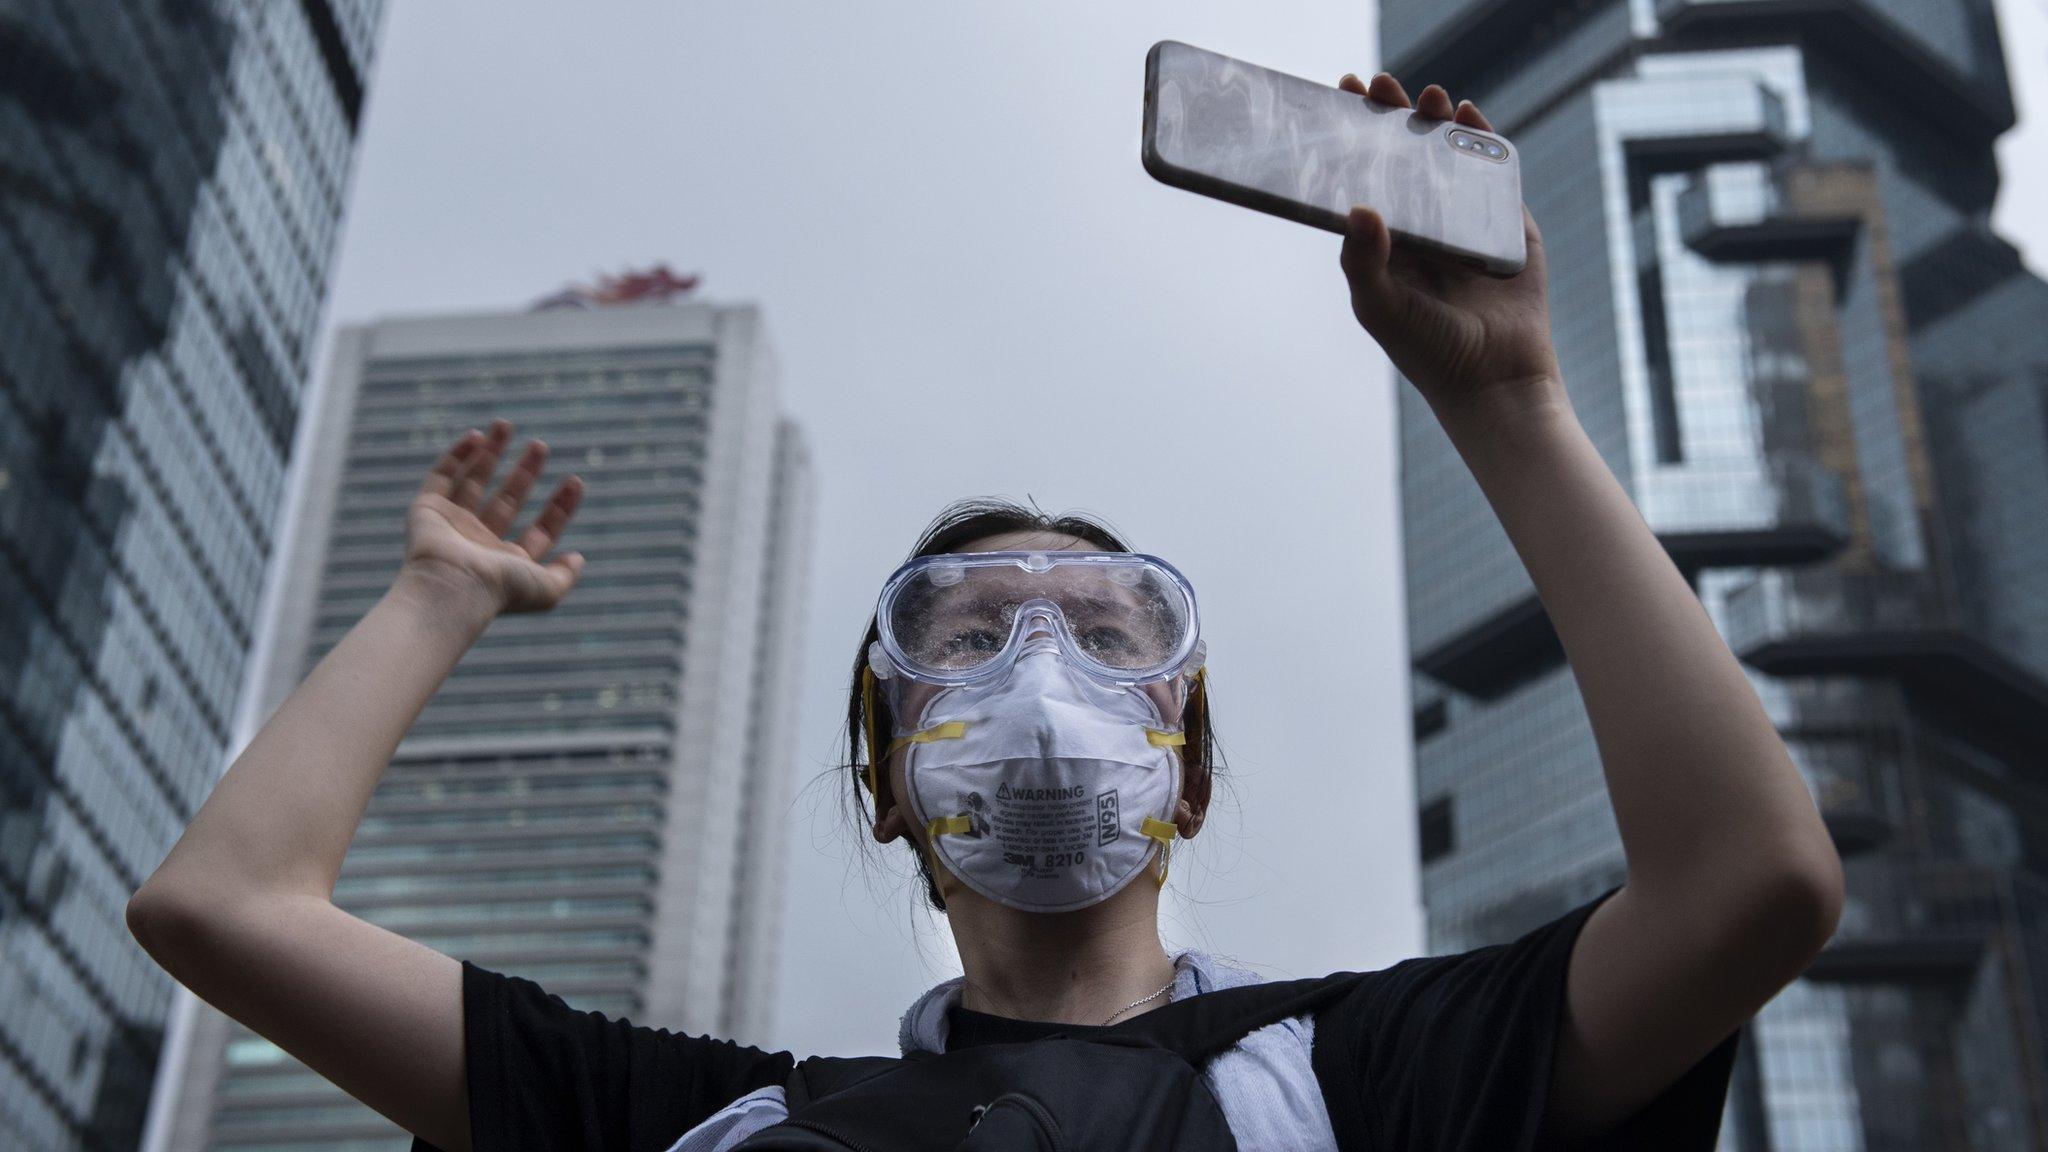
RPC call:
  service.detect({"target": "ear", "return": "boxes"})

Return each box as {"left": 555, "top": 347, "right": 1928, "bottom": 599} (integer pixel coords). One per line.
{"left": 1176, "top": 756, "right": 1211, "bottom": 840}
{"left": 1174, "top": 671, "right": 1211, "bottom": 839}
{"left": 874, "top": 801, "right": 910, "bottom": 844}
{"left": 871, "top": 747, "right": 913, "bottom": 843}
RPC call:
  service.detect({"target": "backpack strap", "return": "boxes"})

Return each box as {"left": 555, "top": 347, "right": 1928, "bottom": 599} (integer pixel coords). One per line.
{"left": 783, "top": 1054, "right": 908, "bottom": 1110}
{"left": 1102, "top": 971, "right": 1369, "bottom": 1064}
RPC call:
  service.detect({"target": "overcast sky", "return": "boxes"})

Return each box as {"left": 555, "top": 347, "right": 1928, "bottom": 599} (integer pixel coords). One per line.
{"left": 315, "top": 1, "right": 2048, "bottom": 1057}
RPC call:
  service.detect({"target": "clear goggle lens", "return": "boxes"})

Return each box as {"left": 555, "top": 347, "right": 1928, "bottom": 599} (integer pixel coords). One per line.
{"left": 882, "top": 554, "right": 1196, "bottom": 678}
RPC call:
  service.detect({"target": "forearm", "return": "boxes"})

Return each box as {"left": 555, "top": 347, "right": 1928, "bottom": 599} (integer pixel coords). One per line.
{"left": 1438, "top": 383, "right": 1839, "bottom": 906}
{"left": 135, "top": 566, "right": 494, "bottom": 912}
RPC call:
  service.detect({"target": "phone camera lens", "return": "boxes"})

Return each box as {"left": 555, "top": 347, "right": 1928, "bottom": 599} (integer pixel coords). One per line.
{"left": 1451, "top": 130, "right": 1507, "bottom": 161}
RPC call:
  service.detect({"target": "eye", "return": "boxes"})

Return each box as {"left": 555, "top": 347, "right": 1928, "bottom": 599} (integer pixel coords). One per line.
{"left": 1077, "top": 626, "right": 1134, "bottom": 654}
{"left": 944, "top": 629, "right": 1006, "bottom": 655}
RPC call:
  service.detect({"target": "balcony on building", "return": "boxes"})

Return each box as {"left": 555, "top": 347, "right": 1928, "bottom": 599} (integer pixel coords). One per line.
{"left": 1616, "top": 76, "right": 1792, "bottom": 168}
{"left": 1676, "top": 161, "right": 1863, "bottom": 262}
{"left": 1725, "top": 568, "right": 1948, "bottom": 668}
{"left": 1808, "top": 857, "right": 2012, "bottom": 981}
{"left": 1723, "top": 569, "right": 2048, "bottom": 750}
{"left": 1653, "top": 0, "right": 2017, "bottom": 130}
{"left": 1648, "top": 456, "right": 1853, "bottom": 568}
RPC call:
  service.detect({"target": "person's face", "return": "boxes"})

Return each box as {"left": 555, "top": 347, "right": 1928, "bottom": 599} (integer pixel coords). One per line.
{"left": 870, "top": 530, "right": 1207, "bottom": 852}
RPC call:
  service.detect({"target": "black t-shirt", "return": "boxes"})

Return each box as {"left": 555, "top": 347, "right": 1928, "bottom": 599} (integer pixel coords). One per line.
{"left": 419, "top": 884, "right": 1740, "bottom": 1151}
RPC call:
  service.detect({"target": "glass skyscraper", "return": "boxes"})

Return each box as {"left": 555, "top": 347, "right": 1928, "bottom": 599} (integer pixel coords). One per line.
{"left": 152, "top": 292, "right": 814, "bottom": 1151}
{"left": 0, "top": 3, "right": 384, "bottom": 1150}
{"left": 1388, "top": 0, "right": 2048, "bottom": 1146}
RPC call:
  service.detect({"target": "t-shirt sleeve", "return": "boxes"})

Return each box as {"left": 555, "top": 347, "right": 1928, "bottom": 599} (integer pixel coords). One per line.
{"left": 1310, "top": 884, "right": 1741, "bottom": 1152}
{"left": 410, "top": 960, "right": 797, "bottom": 1152}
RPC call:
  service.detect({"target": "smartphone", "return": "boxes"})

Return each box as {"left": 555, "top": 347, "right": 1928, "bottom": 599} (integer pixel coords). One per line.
{"left": 1141, "top": 40, "right": 1526, "bottom": 276}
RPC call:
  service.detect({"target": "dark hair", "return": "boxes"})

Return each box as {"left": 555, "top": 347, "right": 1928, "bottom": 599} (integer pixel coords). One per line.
{"left": 842, "top": 498, "right": 1218, "bottom": 910}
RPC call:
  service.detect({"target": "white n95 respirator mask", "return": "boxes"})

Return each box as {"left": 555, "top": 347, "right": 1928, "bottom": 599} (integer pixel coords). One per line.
{"left": 862, "top": 550, "right": 1207, "bottom": 914}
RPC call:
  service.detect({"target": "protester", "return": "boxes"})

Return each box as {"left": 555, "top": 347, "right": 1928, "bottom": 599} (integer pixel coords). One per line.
{"left": 126, "top": 75, "right": 1842, "bottom": 1151}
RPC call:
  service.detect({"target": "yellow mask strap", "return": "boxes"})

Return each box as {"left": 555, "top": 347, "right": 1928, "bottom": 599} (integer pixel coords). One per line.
{"left": 1141, "top": 816, "right": 1178, "bottom": 886}
{"left": 1144, "top": 685, "right": 1192, "bottom": 877}
{"left": 888, "top": 720, "right": 968, "bottom": 759}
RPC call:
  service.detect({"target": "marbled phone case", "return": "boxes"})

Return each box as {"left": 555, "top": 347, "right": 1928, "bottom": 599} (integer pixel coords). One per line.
{"left": 1143, "top": 40, "right": 1526, "bottom": 276}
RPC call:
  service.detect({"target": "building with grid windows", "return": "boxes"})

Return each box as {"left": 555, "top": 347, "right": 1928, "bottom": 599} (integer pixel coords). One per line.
{"left": 1387, "top": 0, "right": 2048, "bottom": 1146}
{"left": 150, "top": 288, "right": 814, "bottom": 1151}
{"left": 0, "top": 3, "right": 385, "bottom": 1149}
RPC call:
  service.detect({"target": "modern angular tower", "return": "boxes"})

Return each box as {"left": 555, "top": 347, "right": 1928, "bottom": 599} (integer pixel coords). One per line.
{"left": 152, "top": 282, "right": 814, "bottom": 1151}
{"left": 1387, "top": 0, "right": 2048, "bottom": 1146}
{"left": 0, "top": 4, "right": 385, "bottom": 1149}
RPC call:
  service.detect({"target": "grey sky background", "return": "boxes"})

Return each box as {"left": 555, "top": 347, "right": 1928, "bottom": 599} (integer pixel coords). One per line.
{"left": 315, "top": 1, "right": 2048, "bottom": 1058}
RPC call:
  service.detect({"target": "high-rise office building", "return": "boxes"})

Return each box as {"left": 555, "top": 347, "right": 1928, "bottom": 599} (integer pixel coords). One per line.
{"left": 1388, "top": 0, "right": 2048, "bottom": 1146}
{"left": 0, "top": 3, "right": 384, "bottom": 1149}
{"left": 153, "top": 284, "right": 814, "bottom": 1151}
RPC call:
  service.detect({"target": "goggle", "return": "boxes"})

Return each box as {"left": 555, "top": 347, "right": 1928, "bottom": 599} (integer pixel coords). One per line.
{"left": 868, "top": 551, "right": 1205, "bottom": 690}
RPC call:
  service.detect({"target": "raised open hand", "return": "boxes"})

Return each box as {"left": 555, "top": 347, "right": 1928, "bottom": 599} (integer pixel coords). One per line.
{"left": 403, "top": 419, "right": 586, "bottom": 617}
{"left": 1336, "top": 73, "right": 1562, "bottom": 431}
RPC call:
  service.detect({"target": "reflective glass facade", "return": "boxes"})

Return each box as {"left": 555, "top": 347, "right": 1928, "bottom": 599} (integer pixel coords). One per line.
{"left": 156, "top": 301, "right": 813, "bottom": 1151}
{"left": 1389, "top": 1, "right": 2048, "bottom": 1147}
{"left": 0, "top": 3, "right": 383, "bottom": 1149}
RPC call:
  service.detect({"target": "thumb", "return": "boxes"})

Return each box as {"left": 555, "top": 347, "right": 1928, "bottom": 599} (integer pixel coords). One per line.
{"left": 541, "top": 552, "right": 585, "bottom": 604}
{"left": 1340, "top": 207, "right": 1404, "bottom": 327}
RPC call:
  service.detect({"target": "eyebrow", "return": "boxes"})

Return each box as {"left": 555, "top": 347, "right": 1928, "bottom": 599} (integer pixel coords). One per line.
{"left": 1057, "top": 594, "right": 1129, "bottom": 616}
{"left": 925, "top": 589, "right": 1148, "bottom": 619}
{"left": 926, "top": 589, "right": 1016, "bottom": 616}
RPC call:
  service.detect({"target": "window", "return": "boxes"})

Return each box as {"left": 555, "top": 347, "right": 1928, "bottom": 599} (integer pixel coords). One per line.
{"left": 1419, "top": 796, "right": 1455, "bottom": 864}
{"left": 1412, "top": 698, "right": 1448, "bottom": 742}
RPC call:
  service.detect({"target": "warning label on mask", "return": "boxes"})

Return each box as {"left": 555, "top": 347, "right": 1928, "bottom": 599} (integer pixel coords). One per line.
{"left": 985, "top": 782, "right": 1115, "bottom": 879}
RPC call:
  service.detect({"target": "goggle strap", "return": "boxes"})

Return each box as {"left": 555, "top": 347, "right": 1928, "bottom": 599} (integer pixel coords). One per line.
{"left": 887, "top": 720, "right": 968, "bottom": 759}
{"left": 1141, "top": 816, "right": 1178, "bottom": 886}
{"left": 860, "top": 667, "right": 882, "bottom": 799}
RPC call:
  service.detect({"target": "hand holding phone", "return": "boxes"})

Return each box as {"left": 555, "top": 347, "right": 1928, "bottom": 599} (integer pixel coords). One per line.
{"left": 1142, "top": 43, "right": 1559, "bottom": 427}
{"left": 1331, "top": 72, "right": 1560, "bottom": 428}
{"left": 1142, "top": 40, "right": 1525, "bottom": 275}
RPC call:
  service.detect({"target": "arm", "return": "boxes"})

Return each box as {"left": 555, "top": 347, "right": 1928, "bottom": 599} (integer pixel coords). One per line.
{"left": 1335, "top": 74, "right": 1844, "bottom": 1142}
{"left": 126, "top": 420, "right": 584, "bottom": 1152}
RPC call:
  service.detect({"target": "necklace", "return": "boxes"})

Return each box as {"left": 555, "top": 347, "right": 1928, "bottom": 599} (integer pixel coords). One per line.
{"left": 962, "top": 970, "right": 1180, "bottom": 1028}
{"left": 1097, "top": 972, "right": 1179, "bottom": 1026}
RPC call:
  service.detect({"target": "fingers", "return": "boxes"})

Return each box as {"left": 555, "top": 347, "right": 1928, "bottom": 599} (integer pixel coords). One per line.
{"left": 1343, "top": 72, "right": 1496, "bottom": 133}
{"left": 503, "top": 546, "right": 586, "bottom": 614}
{"left": 1340, "top": 205, "right": 1397, "bottom": 308}
{"left": 1454, "top": 99, "right": 1495, "bottom": 133}
{"left": 516, "top": 475, "right": 585, "bottom": 561}
{"left": 538, "top": 551, "right": 586, "bottom": 604}
{"left": 1415, "top": 83, "right": 1455, "bottom": 120}
{"left": 452, "top": 418, "right": 513, "bottom": 511}
{"left": 420, "top": 430, "right": 482, "bottom": 499}
{"left": 1365, "top": 72, "right": 1410, "bottom": 109}
{"left": 480, "top": 439, "right": 549, "bottom": 536}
